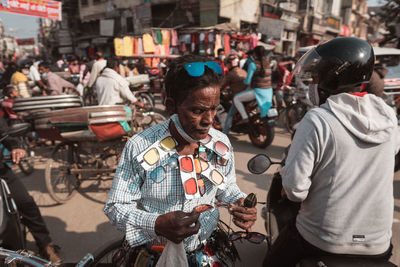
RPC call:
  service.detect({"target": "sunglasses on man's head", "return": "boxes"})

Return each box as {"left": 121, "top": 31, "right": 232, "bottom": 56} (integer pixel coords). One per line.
{"left": 184, "top": 61, "right": 222, "bottom": 77}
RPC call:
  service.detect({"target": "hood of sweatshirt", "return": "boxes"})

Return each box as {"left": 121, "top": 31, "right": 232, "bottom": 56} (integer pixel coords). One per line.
{"left": 321, "top": 93, "right": 397, "bottom": 144}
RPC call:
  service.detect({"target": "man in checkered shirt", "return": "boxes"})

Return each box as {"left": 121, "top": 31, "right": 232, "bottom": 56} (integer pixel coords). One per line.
{"left": 104, "top": 55, "right": 257, "bottom": 259}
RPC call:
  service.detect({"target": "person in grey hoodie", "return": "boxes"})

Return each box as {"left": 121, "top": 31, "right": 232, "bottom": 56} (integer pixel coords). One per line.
{"left": 264, "top": 37, "right": 400, "bottom": 267}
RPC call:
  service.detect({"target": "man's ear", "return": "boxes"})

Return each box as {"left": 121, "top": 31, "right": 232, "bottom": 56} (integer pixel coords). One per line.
{"left": 165, "top": 97, "right": 176, "bottom": 116}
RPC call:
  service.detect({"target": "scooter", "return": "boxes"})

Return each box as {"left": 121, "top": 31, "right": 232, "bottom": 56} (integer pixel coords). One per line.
{"left": 247, "top": 153, "right": 398, "bottom": 267}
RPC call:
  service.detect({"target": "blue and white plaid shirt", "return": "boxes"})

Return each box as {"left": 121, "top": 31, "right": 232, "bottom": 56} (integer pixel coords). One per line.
{"left": 104, "top": 118, "right": 246, "bottom": 252}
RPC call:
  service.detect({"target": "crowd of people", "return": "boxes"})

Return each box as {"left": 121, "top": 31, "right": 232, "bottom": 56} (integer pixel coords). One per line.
{"left": 0, "top": 36, "right": 398, "bottom": 267}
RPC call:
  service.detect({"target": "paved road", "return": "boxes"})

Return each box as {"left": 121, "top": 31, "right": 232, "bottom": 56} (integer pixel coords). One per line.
{"left": 17, "top": 125, "right": 400, "bottom": 266}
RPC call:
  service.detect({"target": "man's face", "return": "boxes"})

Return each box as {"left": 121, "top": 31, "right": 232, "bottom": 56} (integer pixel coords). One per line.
{"left": 39, "top": 66, "right": 48, "bottom": 74}
{"left": 176, "top": 85, "right": 220, "bottom": 140}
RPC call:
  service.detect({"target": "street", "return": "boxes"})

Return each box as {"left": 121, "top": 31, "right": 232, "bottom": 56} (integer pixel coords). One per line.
{"left": 17, "top": 123, "right": 400, "bottom": 266}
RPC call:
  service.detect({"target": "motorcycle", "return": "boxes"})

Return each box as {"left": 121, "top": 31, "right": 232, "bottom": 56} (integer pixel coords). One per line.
{"left": 247, "top": 153, "right": 398, "bottom": 267}
{"left": 215, "top": 89, "right": 277, "bottom": 148}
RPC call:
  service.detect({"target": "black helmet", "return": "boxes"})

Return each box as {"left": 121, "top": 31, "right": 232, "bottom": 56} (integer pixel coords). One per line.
{"left": 293, "top": 37, "right": 375, "bottom": 105}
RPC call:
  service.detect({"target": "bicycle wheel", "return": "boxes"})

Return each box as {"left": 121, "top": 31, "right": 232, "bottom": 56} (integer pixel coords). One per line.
{"left": 45, "top": 142, "right": 80, "bottom": 204}
{"left": 141, "top": 112, "right": 167, "bottom": 130}
{"left": 137, "top": 93, "right": 154, "bottom": 111}
{"left": 90, "top": 237, "right": 124, "bottom": 266}
{"left": 83, "top": 87, "right": 97, "bottom": 106}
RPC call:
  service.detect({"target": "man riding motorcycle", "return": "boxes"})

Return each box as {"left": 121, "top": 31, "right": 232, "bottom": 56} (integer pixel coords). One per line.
{"left": 264, "top": 37, "right": 399, "bottom": 266}
{"left": 220, "top": 54, "right": 247, "bottom": 134}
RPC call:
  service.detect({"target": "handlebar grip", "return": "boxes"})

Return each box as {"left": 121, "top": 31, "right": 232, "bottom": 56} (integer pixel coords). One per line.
{"left": 243, "top": 193, "right": 257, "bottom": 208}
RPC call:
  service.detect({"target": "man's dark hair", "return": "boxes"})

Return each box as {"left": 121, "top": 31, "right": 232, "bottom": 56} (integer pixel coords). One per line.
{"left": 106, "top": 57, "right": 119, "bottom": 69}
{"left": 217, "top": 48, "right": 224, "bottom": 55}
{"left": 3, "top": 85, "right": 16, "bottom": 97}
{"left": 39, "top": 61, "right": 50, "bottom": 69}
{"left": 165, "top": 55, "right": 221, "bottom": 105}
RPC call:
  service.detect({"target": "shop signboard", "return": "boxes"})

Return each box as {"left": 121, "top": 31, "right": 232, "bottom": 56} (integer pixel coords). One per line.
{"left": 326, "top": 16, "right": 340, "bottom": 32}
{"left": 58, "top": 46, "right": 73, "bottom": 54}
{"left": 200, "top": 0, "right": 218, "bottom": 27}
{"left": 311, "top": 17, "right": 326, "bottom": 35}
{"left": 16, "top": 38, "right": 35, "bottom": 45}
{"left": 0, "top": 0, "right": 62, "bottom": 21}
{"left": 132, "top": 2, "right": 151, "bottom": 34}
{"left": 258, "top": 17, "right": 284, "bottom": 41}
{"left": 100, "top": 19, "right": 114, "bottom": 37}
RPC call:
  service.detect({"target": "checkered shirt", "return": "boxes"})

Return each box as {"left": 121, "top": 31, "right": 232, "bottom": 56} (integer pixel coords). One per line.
{"left": 104, "top": 118, "right": 246, "bottom": 252}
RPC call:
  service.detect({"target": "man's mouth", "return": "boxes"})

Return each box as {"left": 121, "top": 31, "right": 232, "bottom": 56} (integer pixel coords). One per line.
{"left": 197, "top": 128, "right": 210, "bottom": 133}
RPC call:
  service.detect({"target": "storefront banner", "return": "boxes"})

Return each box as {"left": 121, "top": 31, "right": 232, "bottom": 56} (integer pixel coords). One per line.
{"left": 0, "top": 0, "right": 62, "bottom": 21}
{"left": 200, "top": 0, "right": 218, "bottom": 27}
{"left": 100, "top": 19, "right": 114, "bottom": 37}
{"left": 258, "top": 17, "right": 284, "bottom": 41}
{"left": 16, "top": 37, "right": 35, "bottom": 45}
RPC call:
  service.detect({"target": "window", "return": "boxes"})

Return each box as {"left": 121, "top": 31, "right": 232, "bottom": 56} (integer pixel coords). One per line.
{"left": 81, "top": 0, "right": 88, "bottom": 6}
{"left": 93, "top": 0, "right": 107, "bottom": 4}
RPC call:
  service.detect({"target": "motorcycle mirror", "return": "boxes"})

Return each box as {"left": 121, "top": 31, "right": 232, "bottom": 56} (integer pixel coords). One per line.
{"left": 247, "top": 154, "right": 272, "bottom": 174}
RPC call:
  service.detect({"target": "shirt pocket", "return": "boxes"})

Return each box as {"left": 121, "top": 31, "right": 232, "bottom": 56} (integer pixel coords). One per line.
{"left": 142, "top": 160, "right": 184, "bottom": 205}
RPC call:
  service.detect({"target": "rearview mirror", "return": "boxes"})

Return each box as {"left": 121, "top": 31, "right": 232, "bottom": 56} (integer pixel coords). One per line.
{"left": 247, "top": 154, "right": 272, "bottom": 174}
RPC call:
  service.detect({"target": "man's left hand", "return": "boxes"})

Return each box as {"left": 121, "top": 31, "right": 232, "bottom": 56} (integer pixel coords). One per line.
{"left": 229, "top": 198, "right": 257, "bottom": 231}
{"left": 11, "top": 149, "right": 26, "bottom": 164}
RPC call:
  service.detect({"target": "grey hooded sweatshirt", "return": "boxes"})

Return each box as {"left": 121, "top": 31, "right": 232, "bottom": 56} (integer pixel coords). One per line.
{"left": 282, "top": 93, "right": 400, "bottom": 255}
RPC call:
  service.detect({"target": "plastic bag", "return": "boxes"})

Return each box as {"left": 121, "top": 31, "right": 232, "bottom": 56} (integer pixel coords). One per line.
{"left": 155, "top": 241, "right": 188, "bottom": 267}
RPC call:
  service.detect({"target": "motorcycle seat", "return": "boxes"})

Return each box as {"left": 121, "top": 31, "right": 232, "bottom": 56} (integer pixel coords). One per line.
{"left": 298, "top": 256, "right": 397, "bottom": 267}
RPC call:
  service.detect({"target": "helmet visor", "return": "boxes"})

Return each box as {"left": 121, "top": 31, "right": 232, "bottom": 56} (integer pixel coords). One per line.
{"left": 293, "top": 48, "right": 322, "bottom": 81}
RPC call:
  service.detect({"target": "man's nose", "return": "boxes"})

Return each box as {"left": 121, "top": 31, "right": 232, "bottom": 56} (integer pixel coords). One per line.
{"left": 201, "top": 110, "right": 215, "bottom": 125}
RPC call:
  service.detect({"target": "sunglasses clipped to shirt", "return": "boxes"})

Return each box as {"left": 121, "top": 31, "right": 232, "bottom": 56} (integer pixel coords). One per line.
{"left": 184, "top": 61, "right": 222, "bottom": 77}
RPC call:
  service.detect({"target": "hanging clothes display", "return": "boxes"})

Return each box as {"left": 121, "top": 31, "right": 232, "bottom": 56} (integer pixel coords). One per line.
{"left": 133, "top": 38, "right": 138, "bottom": 55}
{"left": 123, "top": 36, "right": 134, "bottom": 57}
{"left": 224, "top": 34, "right": 230, "bottom": 55}
{"left": 137, "top": 38, "right": 144, "bottom": 54}
{"left": 114, "top": 38, "right": 123, "bottom": 56}
{"left": 161, "top": 30, "right": 170, "bottom": 46}
{"left": 151, "top": 30, "right": 159, "bottom": 44}
{"left": 143, "top": 33, "right": 156, "bottom": 53}
{"left": 171, "top": 30, "right": 178, "bottom": 46}
{"left": 156, "top": 30, "right": 163, "bottom": 45}
{"left": 214, "top": 34, "right": 222, "bottom": 57}
{"left": 250, "top": 33, "right": 258, "bottom": 49}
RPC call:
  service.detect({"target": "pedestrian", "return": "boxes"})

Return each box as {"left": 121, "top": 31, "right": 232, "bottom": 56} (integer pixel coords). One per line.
{"left": 104, "top": 54, "right": 257, "bottom": 266}
{"left": 95, "top": 57, "right": 144, "bottom": 107}
{"left": 87, "top": 51, "right": 107, "bottom": 88}
{"left": 10, "top": 63, "right": 31, "bottom": 98}
{"left": 38, "top": 62, "right": 78, "bottom": 96}
{"left": 220, "top": 54, "right": 248, "bottom": 134}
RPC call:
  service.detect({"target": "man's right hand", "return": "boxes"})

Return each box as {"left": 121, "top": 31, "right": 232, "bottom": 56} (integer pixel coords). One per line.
{"left": 154, "top": 210, "right": 200, "bottom": 243}
{"left": 133, "top": 101, "right": 146, "bottom": 109}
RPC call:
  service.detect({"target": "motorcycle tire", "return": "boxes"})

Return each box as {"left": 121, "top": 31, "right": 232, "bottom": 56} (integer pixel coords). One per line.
{"left": 285, "top": 103, "right": 308, "bottom": 133}
{"left": 89, "top": 237, "right": 124, "bottom": 266}
{"left": 248, "top": 116, "right": 275, "bottom": 148}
